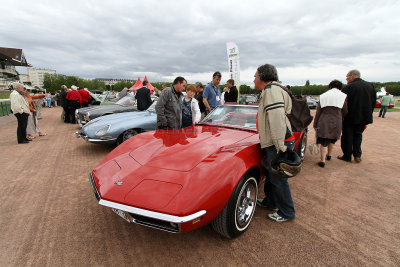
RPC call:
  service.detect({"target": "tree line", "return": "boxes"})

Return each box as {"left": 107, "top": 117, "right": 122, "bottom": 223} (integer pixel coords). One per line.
{"left": 43, "top": 73, "right": 400, "bottom": 95}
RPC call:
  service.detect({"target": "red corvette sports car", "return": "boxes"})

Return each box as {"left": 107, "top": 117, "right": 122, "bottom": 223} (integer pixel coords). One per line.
{"left": 90, "top": 105, "right": 307, "bottom": 238}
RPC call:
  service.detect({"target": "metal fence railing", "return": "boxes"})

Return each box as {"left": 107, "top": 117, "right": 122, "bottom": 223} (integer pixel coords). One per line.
{"left": 0, "top": 99, "right": 11, "bottom": 116}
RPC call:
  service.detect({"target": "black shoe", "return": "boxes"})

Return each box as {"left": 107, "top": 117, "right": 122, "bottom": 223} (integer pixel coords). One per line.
{"left": 318, "top": 162, "right": 325, "bottom": 168}
{"left": 326, "top": 155, "right": 331, "bottom": 161}
{"left": 18, "top": 141, "right": 30, "bottom": 144}
{"left": 337, "top": 155, "right": 351, "bottom": 162}
{"left": 256, "top": 199, "right": 278, "bottom": 211}
{"left": 24, "top": 139, "right": 32, "bottom": 142}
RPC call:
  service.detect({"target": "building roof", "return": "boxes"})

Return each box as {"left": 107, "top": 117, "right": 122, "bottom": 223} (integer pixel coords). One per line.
{"left": 0, "top": 47, "right": 31, "bottom": 67}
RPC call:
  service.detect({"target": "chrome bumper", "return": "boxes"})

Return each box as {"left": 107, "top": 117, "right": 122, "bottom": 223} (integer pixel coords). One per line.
{"left": 89, "top": 173, "right": 206, "bottom": 233}
{"left": 75, "top": 132, "right": 117, "bottom": 143}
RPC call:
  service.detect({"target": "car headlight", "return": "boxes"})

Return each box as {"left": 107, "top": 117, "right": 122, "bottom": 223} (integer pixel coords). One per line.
{"left": 95, "top": 125, "right": 111, "bottom": 137}
{"left": 84, "top": 112, "right": 90, "bottom": 121}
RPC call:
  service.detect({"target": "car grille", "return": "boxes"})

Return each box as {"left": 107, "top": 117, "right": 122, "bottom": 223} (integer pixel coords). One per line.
{"left": 78, "top": 113, "right": 87, "bottom": 125}
{"left": 129, "top": 214, "right": 180, "bottom": 233}
{"left": 89, "top": 173, "right": 101, "bottom": 201}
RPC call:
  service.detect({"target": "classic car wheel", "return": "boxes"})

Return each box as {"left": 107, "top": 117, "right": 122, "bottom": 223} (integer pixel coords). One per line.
{"left": 296, "top": 130, "right": 307, "bottom": 161}
{"left": 211, "top": 173, "right": 258, "bottom": 239}
{"left": 118, "top": 129, "right": 139, "bottom": 145}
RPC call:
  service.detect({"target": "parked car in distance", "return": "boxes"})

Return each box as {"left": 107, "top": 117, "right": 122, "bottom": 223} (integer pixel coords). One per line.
{"left": 76, "top": 101, "right": 157, "bottom": 145}
{"left": 306, "top": 96, "right": 318, "bottom": 109}
{"left": 89, "top": 105, "right": 308, "bottom": 239}
{"left": 76, "top": 95, "right": 137, "bottom": 127}
{"left": 239, "top": 95, "right": 258, "bottom": 105}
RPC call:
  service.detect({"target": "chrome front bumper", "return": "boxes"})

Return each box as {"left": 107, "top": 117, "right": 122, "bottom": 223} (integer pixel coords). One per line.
{"left": 89, "top": 173, "right": 206, "bottom": 233}
{"left": 75, "top": 131, "right": 117, "bottom": 144}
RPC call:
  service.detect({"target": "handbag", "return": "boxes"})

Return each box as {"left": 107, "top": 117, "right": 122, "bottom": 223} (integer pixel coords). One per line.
{"left": 308, "top": 133, "right": 320, "bottom": 155}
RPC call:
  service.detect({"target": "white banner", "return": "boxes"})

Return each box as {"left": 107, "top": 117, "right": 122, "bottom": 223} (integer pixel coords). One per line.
{"left": 226, "top": 42, "right": 240, "bottom": 87}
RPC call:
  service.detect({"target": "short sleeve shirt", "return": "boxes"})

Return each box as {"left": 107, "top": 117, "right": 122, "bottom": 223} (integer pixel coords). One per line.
{"left": 203, "top": 82, "right": 221, "bottom": 109}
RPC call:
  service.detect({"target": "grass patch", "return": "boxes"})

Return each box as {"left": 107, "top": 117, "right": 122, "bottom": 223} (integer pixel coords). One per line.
{"left": 374, "top": 108, "right": 400, "bottom": 112}
{"left": 0, "top": 91, "right": 11, "bottom": 99}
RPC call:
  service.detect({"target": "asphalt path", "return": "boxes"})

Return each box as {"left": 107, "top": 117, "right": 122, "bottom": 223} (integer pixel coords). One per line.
{"left": 1, "top": 107, "right": 399, "bottom": 266}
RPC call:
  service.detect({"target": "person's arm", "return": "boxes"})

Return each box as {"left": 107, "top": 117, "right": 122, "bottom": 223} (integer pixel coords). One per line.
{"left": 155, "top": 90, "right": 168, "bottom": 126}
{"left": 203, "top": 97, "right": 212, "bottom": 113}
{"left": 313, "top": 103, "right": 321, "bottom": 129}
{"left": 146, "top": 90, "right": 152, "bottom": 107}
{"left": 266, "top": 88, "right": 288, "bottom": 152}
{"left": 192, "top": 100, "right": 201, "bottom": 123}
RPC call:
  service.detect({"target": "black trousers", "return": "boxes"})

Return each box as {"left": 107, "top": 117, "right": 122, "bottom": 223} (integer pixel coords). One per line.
{"left": 63, "top": 106, "right": 70, "bottom": 123}
{"left": 67, "top": 101, "right": 81, "bottom": 123}
{"left": 341, "top": 124, "right": 365, "bottom": 160}
{"left": 14, "top": 113, "right": 29, "bottom": 143}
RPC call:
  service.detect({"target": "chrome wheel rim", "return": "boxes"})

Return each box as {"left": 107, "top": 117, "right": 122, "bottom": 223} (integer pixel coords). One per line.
{"left": 235, "top": 178, "right": 257, "bottom": 230}
{"left": 300, "top": 132, "right": 307, "bottom": 159}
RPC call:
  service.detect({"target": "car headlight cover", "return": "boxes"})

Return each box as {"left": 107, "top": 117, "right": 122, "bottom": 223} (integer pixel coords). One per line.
{"left": 84, "top": 112, "right": 90, "bottom": 121}
{"left": 95, "top": 125, "right": 111, "bottom": 136}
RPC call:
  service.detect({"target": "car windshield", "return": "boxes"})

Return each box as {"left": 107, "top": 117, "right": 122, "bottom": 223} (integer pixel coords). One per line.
{"left": 115, "top": 96, "right": 136, "bottom": 106}
{"left": 201, "top": 105, "right": 258, "bottom": 130}
{"left": 147, "top": 101, "right": 157, "bottom": 112}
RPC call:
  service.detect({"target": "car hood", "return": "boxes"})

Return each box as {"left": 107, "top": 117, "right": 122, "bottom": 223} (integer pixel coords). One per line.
{"left": 128, "top": 126, "right": 256, "bottom": 171}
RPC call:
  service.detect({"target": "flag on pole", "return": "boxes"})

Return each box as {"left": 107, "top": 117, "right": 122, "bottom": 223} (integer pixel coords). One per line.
{"left": 226, "top": 42, "right": 240, "bottom": 101}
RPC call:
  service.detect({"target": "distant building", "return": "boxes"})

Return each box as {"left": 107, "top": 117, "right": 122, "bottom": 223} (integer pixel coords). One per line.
{"left": 95, "top": 78, "right": 136, "bottom": 86}
{"left": 0, "top": 47, "right": 31, "bottom": 89}
{"left": 27, "top": 68, "right": 56, "bottom": 88}
{"left": 19, "top": 74, "right": 30, "bottom": 84}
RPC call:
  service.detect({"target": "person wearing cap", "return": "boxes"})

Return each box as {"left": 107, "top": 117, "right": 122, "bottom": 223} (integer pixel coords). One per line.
{"left": 10, "top": 83, "right": 31, "bottom": 144}
{"left": 66, "top": 85, "right": 82, "bottom": 124}
{"left": 135, "top": 80, "right": 152, "bottom": 111}
{"left": 203, "top": 71, "right": 222, "bottom": 114}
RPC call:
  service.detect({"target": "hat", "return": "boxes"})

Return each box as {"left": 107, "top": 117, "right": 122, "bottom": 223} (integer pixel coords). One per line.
{"left": 71, "top": 85, "right": 78, "bottom": 90}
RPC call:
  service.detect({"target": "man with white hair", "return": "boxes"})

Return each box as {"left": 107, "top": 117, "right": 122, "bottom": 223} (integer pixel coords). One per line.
{"left": 338, "top": 69, "right": 376, "bottom": 163}
{"left": 10, "top": 82, "right": 30, "bottom": 144}
{"left": 66, "top": 85, "right": 82, "bottom": 123}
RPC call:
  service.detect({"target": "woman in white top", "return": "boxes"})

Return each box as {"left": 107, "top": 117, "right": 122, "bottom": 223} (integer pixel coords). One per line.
{"left": 182, "top": 84, "right": 201, "bottom": 128}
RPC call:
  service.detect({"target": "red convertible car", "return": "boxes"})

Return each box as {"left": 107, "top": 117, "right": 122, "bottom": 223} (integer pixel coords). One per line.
{"left": 90, "top": 105, "right": 307, "bottom": 238}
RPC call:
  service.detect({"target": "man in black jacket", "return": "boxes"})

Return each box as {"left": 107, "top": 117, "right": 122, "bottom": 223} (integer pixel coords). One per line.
{"left": 224, "top": 79, "right": 238, "bottom": 103}
{"left": 135, "top": 81, "right": 152, "bottom": 111}
{"left": 59, "top": 85, "right": 69, "bottom": 123}
{"left": 338, "top": 70, "right": 376, "bottom": 163}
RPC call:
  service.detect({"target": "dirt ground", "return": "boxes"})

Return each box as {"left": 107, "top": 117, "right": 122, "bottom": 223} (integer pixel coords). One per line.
{"left": 1, "top": 107, "right": 399, "bottom": 266}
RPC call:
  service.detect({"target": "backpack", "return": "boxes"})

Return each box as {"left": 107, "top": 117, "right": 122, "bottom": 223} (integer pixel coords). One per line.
{"left": 275, "top": 83, "right": 314, "bottom": 132}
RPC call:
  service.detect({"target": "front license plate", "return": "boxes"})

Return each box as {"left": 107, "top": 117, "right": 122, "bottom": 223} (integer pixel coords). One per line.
{"left": 112, "top": 208, "right": 132, "bottom": 223}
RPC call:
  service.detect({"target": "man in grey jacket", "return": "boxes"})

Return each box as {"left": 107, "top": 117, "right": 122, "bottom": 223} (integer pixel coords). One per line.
{"left": 155, "top": 77, "right": 187, "bottom": 129}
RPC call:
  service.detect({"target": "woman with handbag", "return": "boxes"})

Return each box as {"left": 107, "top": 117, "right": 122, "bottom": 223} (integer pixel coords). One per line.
{"left": 313, "top": 80, "right": 347, "bottom": 167}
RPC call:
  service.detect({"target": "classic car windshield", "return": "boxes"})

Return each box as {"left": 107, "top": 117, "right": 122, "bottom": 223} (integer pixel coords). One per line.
{"left": 116, "top": 96, "right": 136, "bottom": 106}
{"left": 147, "top": 100, "right": 157, "bottom": 112}
{"left": 201, "top": 105, "right": 258, "bottom": 129}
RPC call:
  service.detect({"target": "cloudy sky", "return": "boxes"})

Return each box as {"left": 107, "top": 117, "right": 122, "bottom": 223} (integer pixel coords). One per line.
{"left": 2, "top": 0, "right": 399, "bottom": 86}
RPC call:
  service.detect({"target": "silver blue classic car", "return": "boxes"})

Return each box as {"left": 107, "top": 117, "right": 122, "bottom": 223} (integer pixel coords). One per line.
{"left": 76, "top": 101, "right": 157, "bottom": 145}
{"left": 75, "top": 95, "right": 138, "bottom": 127}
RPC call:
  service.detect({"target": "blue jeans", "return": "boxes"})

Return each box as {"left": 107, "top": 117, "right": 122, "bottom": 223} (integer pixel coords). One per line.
{"left": 379, "top": 106, "right": 388, "bottom": 118}
{"left": 261, "top": 141, "right": 296, "bottom": 220}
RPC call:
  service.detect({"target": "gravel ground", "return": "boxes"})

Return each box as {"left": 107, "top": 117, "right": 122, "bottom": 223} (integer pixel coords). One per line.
{"left": 1, "top": 107, "right": 399, "bottom": 266}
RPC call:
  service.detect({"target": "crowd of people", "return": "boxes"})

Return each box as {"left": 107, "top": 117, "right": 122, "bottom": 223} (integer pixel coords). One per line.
{"left": 10, "top": 65, "right": 380, "bottom": 224}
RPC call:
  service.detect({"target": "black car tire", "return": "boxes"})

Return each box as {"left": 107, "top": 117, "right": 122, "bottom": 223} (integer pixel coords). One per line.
{"left": 211, "top": 173, "right": 258, "bottom": 239}
{"left": 295, "top": 130, "right": 307, "bottom": 161}
{"left": 117, "top": 129, "right": 139, "bottom": 145}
